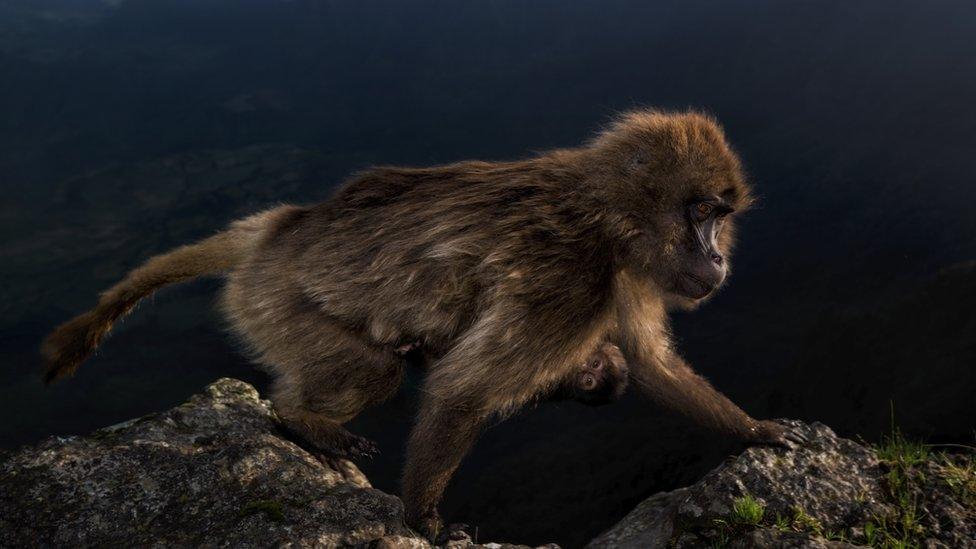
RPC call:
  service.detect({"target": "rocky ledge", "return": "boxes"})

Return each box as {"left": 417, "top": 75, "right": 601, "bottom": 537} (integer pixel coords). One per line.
{"left": 588, "top": 422, "right": 974, "bottom": 548}
{"left": 1, "top": 379, "right": 972, "bottom": 548}
{"left": 0, "top": 379, "right": 543, "bottom": 548}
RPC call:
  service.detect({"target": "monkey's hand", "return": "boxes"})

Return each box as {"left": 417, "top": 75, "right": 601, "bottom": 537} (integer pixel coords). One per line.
{"left": 748, "top": 419, "right": 808, "bottom": 449}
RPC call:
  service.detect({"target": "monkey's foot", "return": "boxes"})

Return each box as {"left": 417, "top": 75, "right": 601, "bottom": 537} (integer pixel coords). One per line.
{"left": 335, "top": 432, "right": 380, "bottom": 459}
{"left": 434, "top": 523, "right": 472, "bottom": 545}
{"left": 411, "top": 513, "right": 444, "bottom": 542}
{"left": 750, "top": 419, "right": 808, "bottom": 449}
{"left": 277, "top": 415, "right": 379, "bottom": 460}
{"left": 307, "top": 434, "right": 380, "bottom": 460}
{"left": 305, "top": 430, "right": 378, "bottom": 460}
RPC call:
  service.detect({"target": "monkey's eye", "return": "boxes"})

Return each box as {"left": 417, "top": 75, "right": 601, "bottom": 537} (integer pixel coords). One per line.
{"left": 692, "top": 202, "right": 713, "bottom": 220}
{"left": 580, "top": 373, "right": 597, "bottom": 390}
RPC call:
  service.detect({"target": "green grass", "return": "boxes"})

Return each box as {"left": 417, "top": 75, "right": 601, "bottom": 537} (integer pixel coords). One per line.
{"left": 876, "top": 429, "right": 928, "bottom": 466}
{"left": 788, "top": 506, "right": 823, "bottom": 536}
{"left": 708, "top": 494, "right": 766, "bottom": 547}
{"left": 824, "top": 528, "right": 849, "bottom": 542}
{"left": 729, "top": 495, "right": 765, "bottom": 526}
{"left": 863, "top": 521, "right": 878, "bottom": 546}
{"left": 773, "top": 513, "right": 791, "bottom": 532}
{"left": 939, "top": 455, "right": 976, "bottom": 507}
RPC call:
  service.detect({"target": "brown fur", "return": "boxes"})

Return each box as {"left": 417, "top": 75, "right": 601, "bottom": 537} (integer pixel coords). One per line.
{"left": 401, "top": 340, "right": 627, "bottom": 406}
{"left": 42, "top": 109, "right": 801, "bottom": 539}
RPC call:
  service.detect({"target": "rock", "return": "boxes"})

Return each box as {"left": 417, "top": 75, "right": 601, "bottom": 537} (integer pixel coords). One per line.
{"left": 0, "top": 378, "right": 549, "bottom": 548}
{"left": 3, "top": 381, "right": 971, "bottom": 548}
{"left": 587, "top": 420, "right": 975, "bottom": 548}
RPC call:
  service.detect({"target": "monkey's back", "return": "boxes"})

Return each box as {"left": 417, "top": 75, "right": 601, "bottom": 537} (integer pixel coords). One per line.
{"left": 223, "top": 157, "right": 614, "bottom": 364}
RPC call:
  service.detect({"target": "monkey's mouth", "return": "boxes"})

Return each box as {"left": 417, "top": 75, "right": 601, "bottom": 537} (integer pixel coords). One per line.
{"left": 677, "top": 272, "right": 715, "bottom": 299}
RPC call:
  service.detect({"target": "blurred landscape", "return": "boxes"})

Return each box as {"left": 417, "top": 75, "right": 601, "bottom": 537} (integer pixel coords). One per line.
{"left": 1, "top": 1, "right": 974, "bottom": 547}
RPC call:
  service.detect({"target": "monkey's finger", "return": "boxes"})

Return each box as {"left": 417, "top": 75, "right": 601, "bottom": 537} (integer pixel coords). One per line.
{"left": 356, "top": 440, "right": 380, "bottom": 459}
{"left": 781, "top": 425, "right": 809, "bottom": 443}
{"left": 353, "top": 441, "right": 380, "bottom": 459}
{"left": 769, "top": 437, "right": 796, "bottom": 450}
{"left": 757, "top": 429, "right": 799, "bottom": 450}
{"left": 786, "top": 430, "right": 809, "bottom": 444}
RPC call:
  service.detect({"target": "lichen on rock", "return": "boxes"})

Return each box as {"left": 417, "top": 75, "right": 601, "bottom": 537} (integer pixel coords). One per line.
{"left": 0, "top": 378, "right": 545, "bottom": 548}
{"left": 2, "top": 380, "right": 971, "bottom": 548}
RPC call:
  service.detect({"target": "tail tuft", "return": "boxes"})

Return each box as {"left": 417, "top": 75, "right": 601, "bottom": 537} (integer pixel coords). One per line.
{"left": 41, "top": 311, "right": 106, "bottom": 384}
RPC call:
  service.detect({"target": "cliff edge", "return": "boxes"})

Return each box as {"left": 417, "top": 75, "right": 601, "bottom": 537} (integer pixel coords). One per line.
{"left": 1, "top": 379, "right": 972, "bottom": 548}
{"left": 0, "top": 379, "right": 544, "bottom": 548}
{"left": 588, "top": 422, "right": 974, "bottom": 548}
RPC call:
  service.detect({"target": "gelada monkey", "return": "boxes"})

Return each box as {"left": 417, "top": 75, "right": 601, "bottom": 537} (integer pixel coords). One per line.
{"left": 43, "top": 109, "right": 805, "bottom": 539}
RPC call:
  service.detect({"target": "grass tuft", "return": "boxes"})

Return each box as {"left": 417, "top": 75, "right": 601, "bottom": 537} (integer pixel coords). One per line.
{"left": 875, "top": 404, "right": 928, "bottom": 466}
{"left": 729, "top": 494, "right": 765, "bottom": 526}
{"left": 865, "top": 404, "right": 933, "bottom": 548}
{"left": 939, "top": 455, "right": 976, "bottom": 507}
{"left": 709, "top": 494, "right": 766, "bottom": 546}
{"left": 789, "top": 506, "right": 823, "bottom": 536}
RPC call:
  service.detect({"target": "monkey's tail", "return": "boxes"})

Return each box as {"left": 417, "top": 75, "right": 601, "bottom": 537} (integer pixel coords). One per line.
{"left": 41, "top": 208, "right": 285, "bottom": 384}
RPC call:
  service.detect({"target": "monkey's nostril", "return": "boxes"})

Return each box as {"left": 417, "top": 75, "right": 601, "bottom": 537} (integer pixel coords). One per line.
{"left": 710, "top": 252, "right": 723, "bottom": 265}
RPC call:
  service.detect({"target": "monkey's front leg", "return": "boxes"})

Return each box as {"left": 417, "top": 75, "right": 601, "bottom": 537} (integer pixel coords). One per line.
{"left": 632, "top": 351, "right": 806, "bottom": 448}
{"left": 402, "top": 397, "right": 487, "bottom": 540}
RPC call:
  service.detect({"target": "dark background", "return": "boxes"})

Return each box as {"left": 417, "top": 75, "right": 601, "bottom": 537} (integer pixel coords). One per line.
{"left": 2, "top": 1, "right": 974, "bottom": 547}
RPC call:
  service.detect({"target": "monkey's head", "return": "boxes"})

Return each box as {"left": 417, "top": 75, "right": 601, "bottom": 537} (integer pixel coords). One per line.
{"left": 552, "top": 343, "right": 629, "bottom": 406}
{"left": 586, "top": 110, "right": 753, "bottom": 307}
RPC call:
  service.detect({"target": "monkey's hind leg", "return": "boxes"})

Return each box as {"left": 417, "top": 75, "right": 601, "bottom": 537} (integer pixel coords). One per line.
{"left": 269, "top": 323, "right": 405, "bottom": 460}
{"left": 274, "top": 397, "right": 379, "bottom": 460}
{"left": 402, "top": 397, "right": 487, "bottom": 540}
